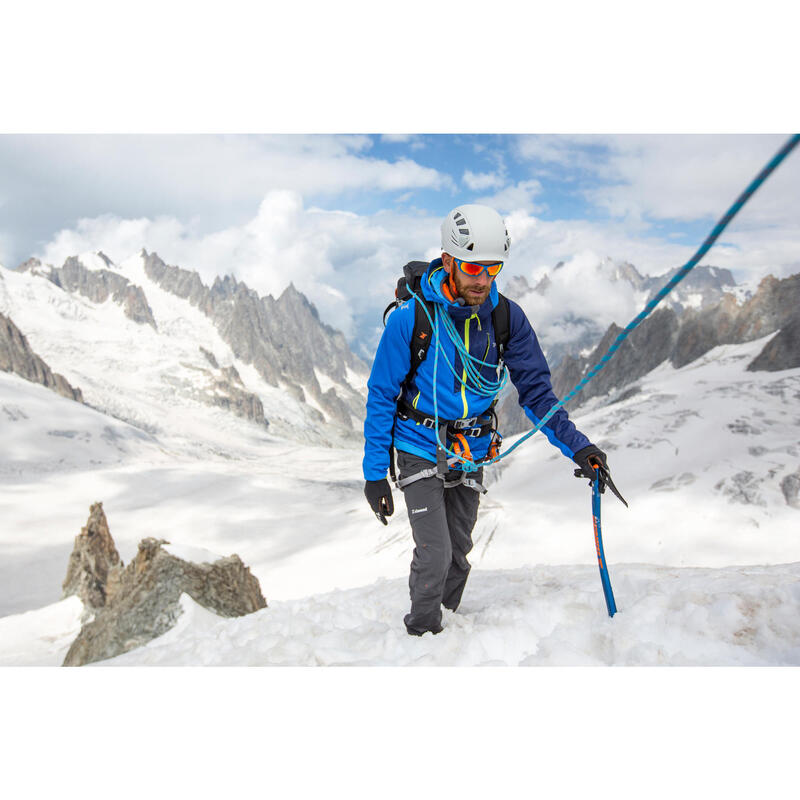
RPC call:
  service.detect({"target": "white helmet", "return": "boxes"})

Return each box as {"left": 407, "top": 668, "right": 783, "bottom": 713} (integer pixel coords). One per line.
{"left": 441, "top": 204, "right": 511, "bottom": 262}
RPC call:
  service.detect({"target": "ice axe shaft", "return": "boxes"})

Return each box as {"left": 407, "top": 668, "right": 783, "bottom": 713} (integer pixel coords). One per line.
{"left": 591, "top": 472, "right": 617, "bottom": 617}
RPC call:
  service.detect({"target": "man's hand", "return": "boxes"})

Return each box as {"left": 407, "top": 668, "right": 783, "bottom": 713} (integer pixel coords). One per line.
{"left": 364, "top": 479, "right": 394, "bottom": 525}
{"left": 572, "top": 445, "right": 608, "bottom": 480}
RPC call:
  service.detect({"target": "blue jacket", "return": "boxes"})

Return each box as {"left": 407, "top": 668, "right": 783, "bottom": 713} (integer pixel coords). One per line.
{"left": 362, "top": 259, "right": 591, "bottom": 480}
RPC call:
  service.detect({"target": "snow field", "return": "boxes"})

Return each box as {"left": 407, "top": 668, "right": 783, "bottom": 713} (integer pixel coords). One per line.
{"left": 2, "top": 257, "right": 800, "bottom": 666}
{"left": 52, "top": 561, "right": 799, "bottom": 666}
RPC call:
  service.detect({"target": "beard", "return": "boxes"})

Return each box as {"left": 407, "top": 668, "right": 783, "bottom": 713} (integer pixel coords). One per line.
{"left": 452, "top": 267, "right": 493, "bottom": 306}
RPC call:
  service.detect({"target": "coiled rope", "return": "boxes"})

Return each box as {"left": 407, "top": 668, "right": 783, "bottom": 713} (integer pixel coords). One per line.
{"left": 411, "top": 133, "right": 800, "bottom": 471}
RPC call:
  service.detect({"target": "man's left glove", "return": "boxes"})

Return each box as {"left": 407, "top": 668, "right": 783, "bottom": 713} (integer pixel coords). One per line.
{"left": 364, "top": 479, "right": 394, "bottom": 526}
{"left": 572, "top": 444, "right": 608, "bottom": 480}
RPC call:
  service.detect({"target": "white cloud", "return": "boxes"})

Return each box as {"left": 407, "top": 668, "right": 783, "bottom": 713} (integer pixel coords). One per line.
{"left": 34, "top": 183, "right": 800, "bottom": 357}
{"left": 0, "top": 135, "right": 454, "bottom": 267}
{"left": 517, "top": 134, "right": 800, "bottom": 228}
{"left": 475, "top": 180, "right": 544, "bottom": 214}
{"left": 36, "top": 192, "right": 441, "bottom": 345}
{"left": 380, "top": 134, "right": 425, "bottom": 150}
{"left": 502, "top": 207, "right": 800, "bottom": 290}
{"left": 462, "top": 170, "right": 505, "bottom": 191}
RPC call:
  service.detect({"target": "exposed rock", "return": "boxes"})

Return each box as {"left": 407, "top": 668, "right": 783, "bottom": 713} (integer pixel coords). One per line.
{"left": 642, "top": 264, "right": 736, "bottom": 312}
{"left": 495, "top": 272, "right": 800, "bottom": 436}
{"left": 780, "top": 470, "right": 800, "bottom": 509}
{"left": 141, "top": 250, "right": 367, "bottom": 430}
{"left": 47, "top": 256, "right": 157, "bottom": 329}
{"left": 0, "top": 312, "right": 84, "bottom": 402}
{"left": 188, "top": 357, "right": 268, "bottom": 426}
{"left": 63, "top": 525, "right": 267, "bottom": 666}
{"left": 209, "top": 375, "right": 267, "bottom": 426}
{"left": 747, "top": 318, "right": 800, "bottom": 372}
{"left": 199, "top": 346, "right": 219, "bottom": 368}
{"left": 61, "top": 502, "right": 122, "bottom": 613}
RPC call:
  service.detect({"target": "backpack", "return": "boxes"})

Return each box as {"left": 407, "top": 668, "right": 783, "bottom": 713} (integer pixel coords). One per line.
{"left": 383, "top": 260, "right": 511, "bottom": 389}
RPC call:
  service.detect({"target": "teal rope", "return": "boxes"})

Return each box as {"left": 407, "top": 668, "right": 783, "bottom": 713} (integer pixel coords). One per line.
{"left": 409, "top": 133, "right": 800, "bottom": 470}
{"left": 494, "top": 132, "right": 800, "bottom": 465}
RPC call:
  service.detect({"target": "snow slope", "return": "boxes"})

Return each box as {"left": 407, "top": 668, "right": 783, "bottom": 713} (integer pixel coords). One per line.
{"left": 5, "top": 562, "right": 799, "bottom": 666}
{"left": 1, "top": 268, "right": 799, "bottom": 664}
{"left": 2, "top": 336, "right": 799, "bottom": 664}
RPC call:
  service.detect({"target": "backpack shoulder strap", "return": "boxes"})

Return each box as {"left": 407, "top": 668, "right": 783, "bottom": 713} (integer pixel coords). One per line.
{"left": 404, "top": 293, "right": 434, "bottom": 388}
{"left": 491, "top": 292, "right": 511, "bottom": 361}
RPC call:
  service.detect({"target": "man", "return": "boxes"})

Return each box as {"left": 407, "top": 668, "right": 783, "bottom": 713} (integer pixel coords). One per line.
{"left": 363, "top": 204, "right": 607, "bottom": 636}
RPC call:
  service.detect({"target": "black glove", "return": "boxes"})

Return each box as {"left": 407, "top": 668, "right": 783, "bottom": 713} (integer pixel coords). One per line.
{"left": 364, "top": 479, "right": 394, "bottom": 525}
{"left": 572, "top": 445, "right": 608, "bottom": 480}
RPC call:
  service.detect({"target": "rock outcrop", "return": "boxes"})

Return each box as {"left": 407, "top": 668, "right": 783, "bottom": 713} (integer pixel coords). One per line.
{"left": 27, "top": 255, "right": 157, "bottom": 329}
{"left": 747, "top": 318, "right": 800, "bottom": 372}
{"left": 198, "top": 354, "right": 268, "bottom": 426}
{"left": 61, "top": 502, "right": 122, "bottom": 613}
{"left": 0, "top": 312, "right": 84, "bottom": 402}
{"left": 61, "top": 506, "right": 267, "bottom": 666}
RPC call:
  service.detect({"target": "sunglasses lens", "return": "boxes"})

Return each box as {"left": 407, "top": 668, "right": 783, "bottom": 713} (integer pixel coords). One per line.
{"left": 454, "top": 258, "right": 504, "bottom": 277}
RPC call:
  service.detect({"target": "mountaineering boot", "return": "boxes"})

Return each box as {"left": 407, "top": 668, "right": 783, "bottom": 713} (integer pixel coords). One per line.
{"left": 404, "top": 613, "right": 443, "bottom": 636}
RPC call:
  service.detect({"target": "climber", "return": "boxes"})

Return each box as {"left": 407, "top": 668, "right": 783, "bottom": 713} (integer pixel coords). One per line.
{"left": 363, "top": 204, "right": 608, "bottom": 636}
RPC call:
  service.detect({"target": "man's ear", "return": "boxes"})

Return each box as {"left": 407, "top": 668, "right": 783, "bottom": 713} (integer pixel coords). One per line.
{"left": 442, "top": 253, "right": 452, "bottom": 274}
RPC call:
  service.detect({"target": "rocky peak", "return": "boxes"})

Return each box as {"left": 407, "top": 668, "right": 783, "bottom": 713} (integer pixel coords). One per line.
{"left": 140, "top": 249, "right": 367, "bottom": 431}
{"left": 44, "top": 256, "right": 157, "bottom": 329}
{"left": 61, "top": 505, "right": 267, "bottom": 666}
{"left": 0, "top": 312, "right": 84, "bottom": 402}
{"left": 61, "top": 502, "right": 122, "bottom": 613}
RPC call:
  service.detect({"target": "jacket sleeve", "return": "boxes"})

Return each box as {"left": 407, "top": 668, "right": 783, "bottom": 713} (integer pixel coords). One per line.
{"left": 502, "top": 299, "right": 591, "bottom": 459}
{"left": 362, "top": 302, "right": 414, "bottom": 480}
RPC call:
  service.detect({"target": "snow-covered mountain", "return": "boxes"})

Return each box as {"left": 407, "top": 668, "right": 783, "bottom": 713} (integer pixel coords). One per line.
{"left": 499, "top": 267, "right": 800, "bottom": 435}
{"left": 1, "top": 250, "right": 370, "bottom": 445}
{"left": 504, "top": 256, "right": 737, "bottom": 370}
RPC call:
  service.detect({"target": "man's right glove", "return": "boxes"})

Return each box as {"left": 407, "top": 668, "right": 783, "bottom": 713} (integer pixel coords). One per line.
{"left": 572, "top": 444, "right": 608, "bottom": 480}
{"left": 364, "top": 479, "right": 394, "bottom": 525}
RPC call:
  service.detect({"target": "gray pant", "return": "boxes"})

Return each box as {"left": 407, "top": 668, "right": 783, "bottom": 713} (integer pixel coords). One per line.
{"left": 397, "top": 451, "right": 483, "bottom": 635}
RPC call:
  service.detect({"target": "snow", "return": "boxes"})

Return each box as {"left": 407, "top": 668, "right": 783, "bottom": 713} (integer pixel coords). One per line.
{"left": 60, "top": 562, "right": 797, "bottom": 666}
{"left": 2, "top": 257, "right": 800, "bottom": 666}
{"left": 0, "top": 596, "right": 84, "bottom": 666}
{"left": 162, "top": 542, "right": 224, "bottom": 564}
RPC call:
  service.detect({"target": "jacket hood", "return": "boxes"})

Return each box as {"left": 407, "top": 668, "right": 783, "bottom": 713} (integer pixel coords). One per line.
{"left": 421, "top": 258, "right": 499, "bottom": 321}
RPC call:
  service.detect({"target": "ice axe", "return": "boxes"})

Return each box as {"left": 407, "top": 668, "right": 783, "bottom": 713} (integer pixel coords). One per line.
{"left": 575, "top": 461, "right": 627, "bottom": 617}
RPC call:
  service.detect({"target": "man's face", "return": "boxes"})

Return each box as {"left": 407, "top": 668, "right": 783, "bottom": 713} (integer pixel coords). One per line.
{"left": 443, "top": 253, "right": 495, "bottom": 306}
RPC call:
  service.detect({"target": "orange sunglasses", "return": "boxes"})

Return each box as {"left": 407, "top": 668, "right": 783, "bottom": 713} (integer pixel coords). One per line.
{"left": 453, "top": 256, "right": 504, "bottom": 278}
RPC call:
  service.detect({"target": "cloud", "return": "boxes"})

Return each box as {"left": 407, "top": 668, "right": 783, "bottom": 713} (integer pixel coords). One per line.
{"left": 503, "top": 205, "right": 800, "bottom": 291}
{"left": 0, "top": 135, "right": 453, "bottom": 267}
{"left": 516, "top": 134, "right": 800, "bottom": 228}
{"left": 514, "top": 249, "right": 644, "bottom": 341}
{"left": 380, "top": 134, "right": 426, "bottom": 150}
{"left": 475, "top": 180, "right": 544, "bottom": 214}
{"left": 462, "top": 170, "right": 505, "bottom": 191}
{"left": 35, "top": 192, "right": 442, "bottom": 346}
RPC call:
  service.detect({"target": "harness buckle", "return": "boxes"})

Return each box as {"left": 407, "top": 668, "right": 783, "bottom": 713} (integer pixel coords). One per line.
{"left": 464, "top": 427, "right": 483, "bottom": 438}
{"left": 421, "top": 417, "right": 436, "bottom": 429}
{"left": 453, "top": 416, "right": 478, "bottom": 429}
